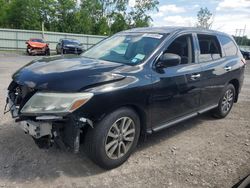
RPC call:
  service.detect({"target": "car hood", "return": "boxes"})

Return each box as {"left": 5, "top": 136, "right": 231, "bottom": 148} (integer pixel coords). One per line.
{"left": 27, "top": 41, "right": 47, "bottom": 48}
{"left": 12, "top": 55, "right": 129, "bottom": 92}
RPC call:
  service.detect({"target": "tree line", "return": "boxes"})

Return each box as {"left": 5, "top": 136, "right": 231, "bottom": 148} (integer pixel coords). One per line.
{"left": 0, "top": 0, "right": 159, "bottom": 35}
{"left": 233, "top": 36, "right": 250, "bottom": 47}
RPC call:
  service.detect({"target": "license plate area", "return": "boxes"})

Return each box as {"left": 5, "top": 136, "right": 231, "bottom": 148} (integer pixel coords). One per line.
{"left": 20, "top": 120, "right": 52, "bottom": 139}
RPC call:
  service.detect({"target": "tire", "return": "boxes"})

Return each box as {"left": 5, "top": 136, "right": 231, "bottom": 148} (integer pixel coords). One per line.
{"left": 85, "top": 107, "right": 140, "bottom": 169}
{"left": 45, "top": 49, "right": 50, "bottom": 56}
{"left": 212, "top": 84, "right": 235, "bottom": 118}
{"left": 26, "top": 48, "right": 31, "bottom": 55}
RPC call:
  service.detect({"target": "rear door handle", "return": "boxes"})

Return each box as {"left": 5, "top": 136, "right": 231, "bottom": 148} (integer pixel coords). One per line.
{"left": 224, "top": 66, "right": 232, "bottom": 71}
{"left": 190, "top": 73, "right": 201, "bottom": 80}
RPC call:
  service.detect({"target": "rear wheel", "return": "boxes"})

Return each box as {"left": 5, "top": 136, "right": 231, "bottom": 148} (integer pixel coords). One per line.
{"left": 212, "top": 84, "right": 235, "bottom": 118}
{"left": 85, "top": 107, "right": 140, "bottom": 169}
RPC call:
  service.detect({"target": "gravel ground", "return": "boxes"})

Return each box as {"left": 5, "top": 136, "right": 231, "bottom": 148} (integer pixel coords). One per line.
{"left": 0, "top": 53, "right": 249, "bottom": 188}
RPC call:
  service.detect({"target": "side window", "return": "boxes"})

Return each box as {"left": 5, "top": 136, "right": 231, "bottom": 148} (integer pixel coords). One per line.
{"left": 197, "top": 34, "right": 222, "bottom": 63}
{"left": 218, "top": 35, "right": 237, "bottom": 57}
{"left": 165, "top": 34, "right": 194, "bottom": 64}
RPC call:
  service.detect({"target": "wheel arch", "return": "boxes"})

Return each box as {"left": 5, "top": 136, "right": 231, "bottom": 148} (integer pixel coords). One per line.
{"left": 228, "top": 79, "right": 239, "bottom": 102}
{"left": 122, "top": 104, "right": 148, "bottom": 137}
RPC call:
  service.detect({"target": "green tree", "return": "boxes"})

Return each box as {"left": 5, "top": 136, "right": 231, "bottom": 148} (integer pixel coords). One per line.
{"left": 110, "top": 13, "right": 128, "bottom": 34}
{"left": 130, "top": 0, "right": 158, "bottom": 27}
{"left": 197, "top": 7, "right": 213, "bottom": 29}
{"left": 54, "top": 0, "right": 78, "bottom": 32}
{"left": 39, "top": 0, "right": 57, "bottom": 31}
{"left": 0, "top": 0, "right": 159, "bottom": 35}
{"left": 3, "top": 0, "right": 41, "bottom": 29}
{"left": 0, "top": 0, "right": 8, "bottom": 27}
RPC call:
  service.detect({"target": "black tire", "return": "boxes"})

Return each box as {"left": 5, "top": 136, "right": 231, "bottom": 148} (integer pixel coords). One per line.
{"left": 212, "top": 84, "right": 235, "bottom": 118}
{"left": 85, "top": 107, "right": 140, "bottom": 169}
{"left": 26, "top": 48, "right": 31, "bottom": 55}
{"left": 45, "top": 49, "right": 50, "bottom": 56}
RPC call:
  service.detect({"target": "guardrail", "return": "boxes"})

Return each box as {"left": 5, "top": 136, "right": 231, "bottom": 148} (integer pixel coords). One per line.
{"left": 240, "top": 45, "right": 250, "bottom": 51}
{"left": 0, "top": 28, "right": 106, "bottom": 52}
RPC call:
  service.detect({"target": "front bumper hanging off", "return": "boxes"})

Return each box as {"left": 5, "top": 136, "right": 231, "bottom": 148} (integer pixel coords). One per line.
{"left": 4, "top": 94, "right": 91, "bottom": 153}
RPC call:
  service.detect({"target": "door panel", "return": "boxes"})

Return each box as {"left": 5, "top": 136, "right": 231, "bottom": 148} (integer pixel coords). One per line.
{"left": 195, "top": 34, "right": 237, "bottom": 108}
{"left": 151, "top": 63, "right": 202, "bottom": 127}
{"left": 199, "top": 57, "right": 240, "bottom": 108}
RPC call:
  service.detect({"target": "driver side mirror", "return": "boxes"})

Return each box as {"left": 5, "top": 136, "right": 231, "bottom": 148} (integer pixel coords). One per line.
{"left": 156, "top": 53, "right": 181, "bottom": 68}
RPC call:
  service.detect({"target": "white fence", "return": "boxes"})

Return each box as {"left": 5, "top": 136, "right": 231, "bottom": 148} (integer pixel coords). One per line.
{"left": 0, "top": 28, "right": 106, "bottom": 51}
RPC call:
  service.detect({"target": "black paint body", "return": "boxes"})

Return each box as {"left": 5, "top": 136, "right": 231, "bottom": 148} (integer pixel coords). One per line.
{"left": 9, "top": 27, "right": 245, "bottom": 134}
{"left": 56, "top": 39, "right": 84, "bottom": 55}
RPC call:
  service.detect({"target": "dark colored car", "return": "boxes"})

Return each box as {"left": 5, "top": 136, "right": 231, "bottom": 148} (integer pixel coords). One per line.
{"left": 26, "top": 38, "right": 50, "bottom": 56}
{"left": 240, "top": 49, "right": 250, "bottom": 60}
{"left": 56, "top": 39, "right": 85, "bottom": 55}
{"left": 5, "top": 27, "right": 245, "bottom": 169}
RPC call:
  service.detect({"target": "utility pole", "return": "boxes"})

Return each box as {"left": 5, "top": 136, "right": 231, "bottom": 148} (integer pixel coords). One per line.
{"left": 241, "top": 25, "right": 246, "bottom": 46}
{"left": 235, "top": 25, "right": 247, "bottom": 46}
{"left": 42, "top": 22, "right": 45, "bottom": 40}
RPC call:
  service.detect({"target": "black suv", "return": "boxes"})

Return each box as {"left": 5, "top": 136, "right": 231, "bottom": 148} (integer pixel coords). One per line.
{"left": 5, "top": 27, "right": 245, "bottom": 169}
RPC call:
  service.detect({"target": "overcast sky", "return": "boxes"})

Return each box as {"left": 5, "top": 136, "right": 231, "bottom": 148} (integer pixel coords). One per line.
{"left": 149, "top": 0, "right": 250, "bottom": 37}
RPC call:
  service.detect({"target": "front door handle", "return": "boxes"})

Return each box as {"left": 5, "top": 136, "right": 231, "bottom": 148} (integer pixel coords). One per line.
{"left": 190, "top": 73, "right": 201, "bottom": 80}
{"left": 224, "top": 66, "right": 232, "bottom": 71}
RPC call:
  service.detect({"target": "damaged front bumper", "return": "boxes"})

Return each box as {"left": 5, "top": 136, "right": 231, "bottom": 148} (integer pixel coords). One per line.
{"left": 5, "top": 94, "right": 93, "bottom": 153}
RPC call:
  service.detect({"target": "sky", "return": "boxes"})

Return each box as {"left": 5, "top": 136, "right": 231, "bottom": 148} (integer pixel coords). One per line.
{"left": 148, "top": 0, "right": 250, "bottom": 37}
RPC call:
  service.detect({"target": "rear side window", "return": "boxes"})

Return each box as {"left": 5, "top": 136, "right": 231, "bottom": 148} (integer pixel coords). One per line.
{"left": 197, "top": 34, "right": 222, "bottom": 63}
{"left": 218, "top": 35, "right": 238, "bottom": 57}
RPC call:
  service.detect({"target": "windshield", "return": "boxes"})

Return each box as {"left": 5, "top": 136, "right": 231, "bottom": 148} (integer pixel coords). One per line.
{"left": 31, "top": 39, "right": 44, "bottom": 43}
{"left": 82, "top": 33, "right": 165, "bottom": 65}
{"left": 63, "top": 40, "right": 80, "bottom": 45}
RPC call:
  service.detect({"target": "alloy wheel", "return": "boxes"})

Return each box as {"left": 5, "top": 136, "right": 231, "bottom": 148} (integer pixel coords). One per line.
{"left": 105, "top": 117, "right": 135, "bottom": 159}
{"left": 221, "top": 89, "right": 234, "bottom": 114}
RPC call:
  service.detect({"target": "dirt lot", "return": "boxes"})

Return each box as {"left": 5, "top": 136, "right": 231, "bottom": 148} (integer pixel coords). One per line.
{"left": 0, "top": 52, "right": 249, "bottom": 188}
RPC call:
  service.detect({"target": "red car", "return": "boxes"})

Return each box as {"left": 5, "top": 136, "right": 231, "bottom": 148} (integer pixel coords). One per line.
{"left": 26, "top": 38, "right": 50, "bottom": 56}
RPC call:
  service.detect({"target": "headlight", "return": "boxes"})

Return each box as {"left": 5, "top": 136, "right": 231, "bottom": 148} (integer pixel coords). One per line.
{"left": 21, "top": 92, "right": 93, "bottom": 114}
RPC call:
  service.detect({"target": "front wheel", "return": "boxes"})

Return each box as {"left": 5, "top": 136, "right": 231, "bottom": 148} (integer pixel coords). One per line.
{"left": 26, "top": 47, "right": 31, "bottom": 55}
{"left": 85, "top": 107, "right": 140, "bottom": 169}
{"left": 212, "top": 84, "right": 235, "bottom": 118}
{"left": 45, "top": 48, "right": 50, "bottom": 56}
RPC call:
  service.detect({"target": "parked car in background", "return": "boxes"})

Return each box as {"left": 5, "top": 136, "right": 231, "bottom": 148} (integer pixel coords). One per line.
{"left": 26, "top": 38, "right": 50, "bottom": 56}
{"left": 240, "top": 49, "right": 250, "bottom": 60}
{"left": 56, "top": 39, "right": 85, "bottom": 55}
{"left": 6, "top": 27, "right": 245, "bottom": 169}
